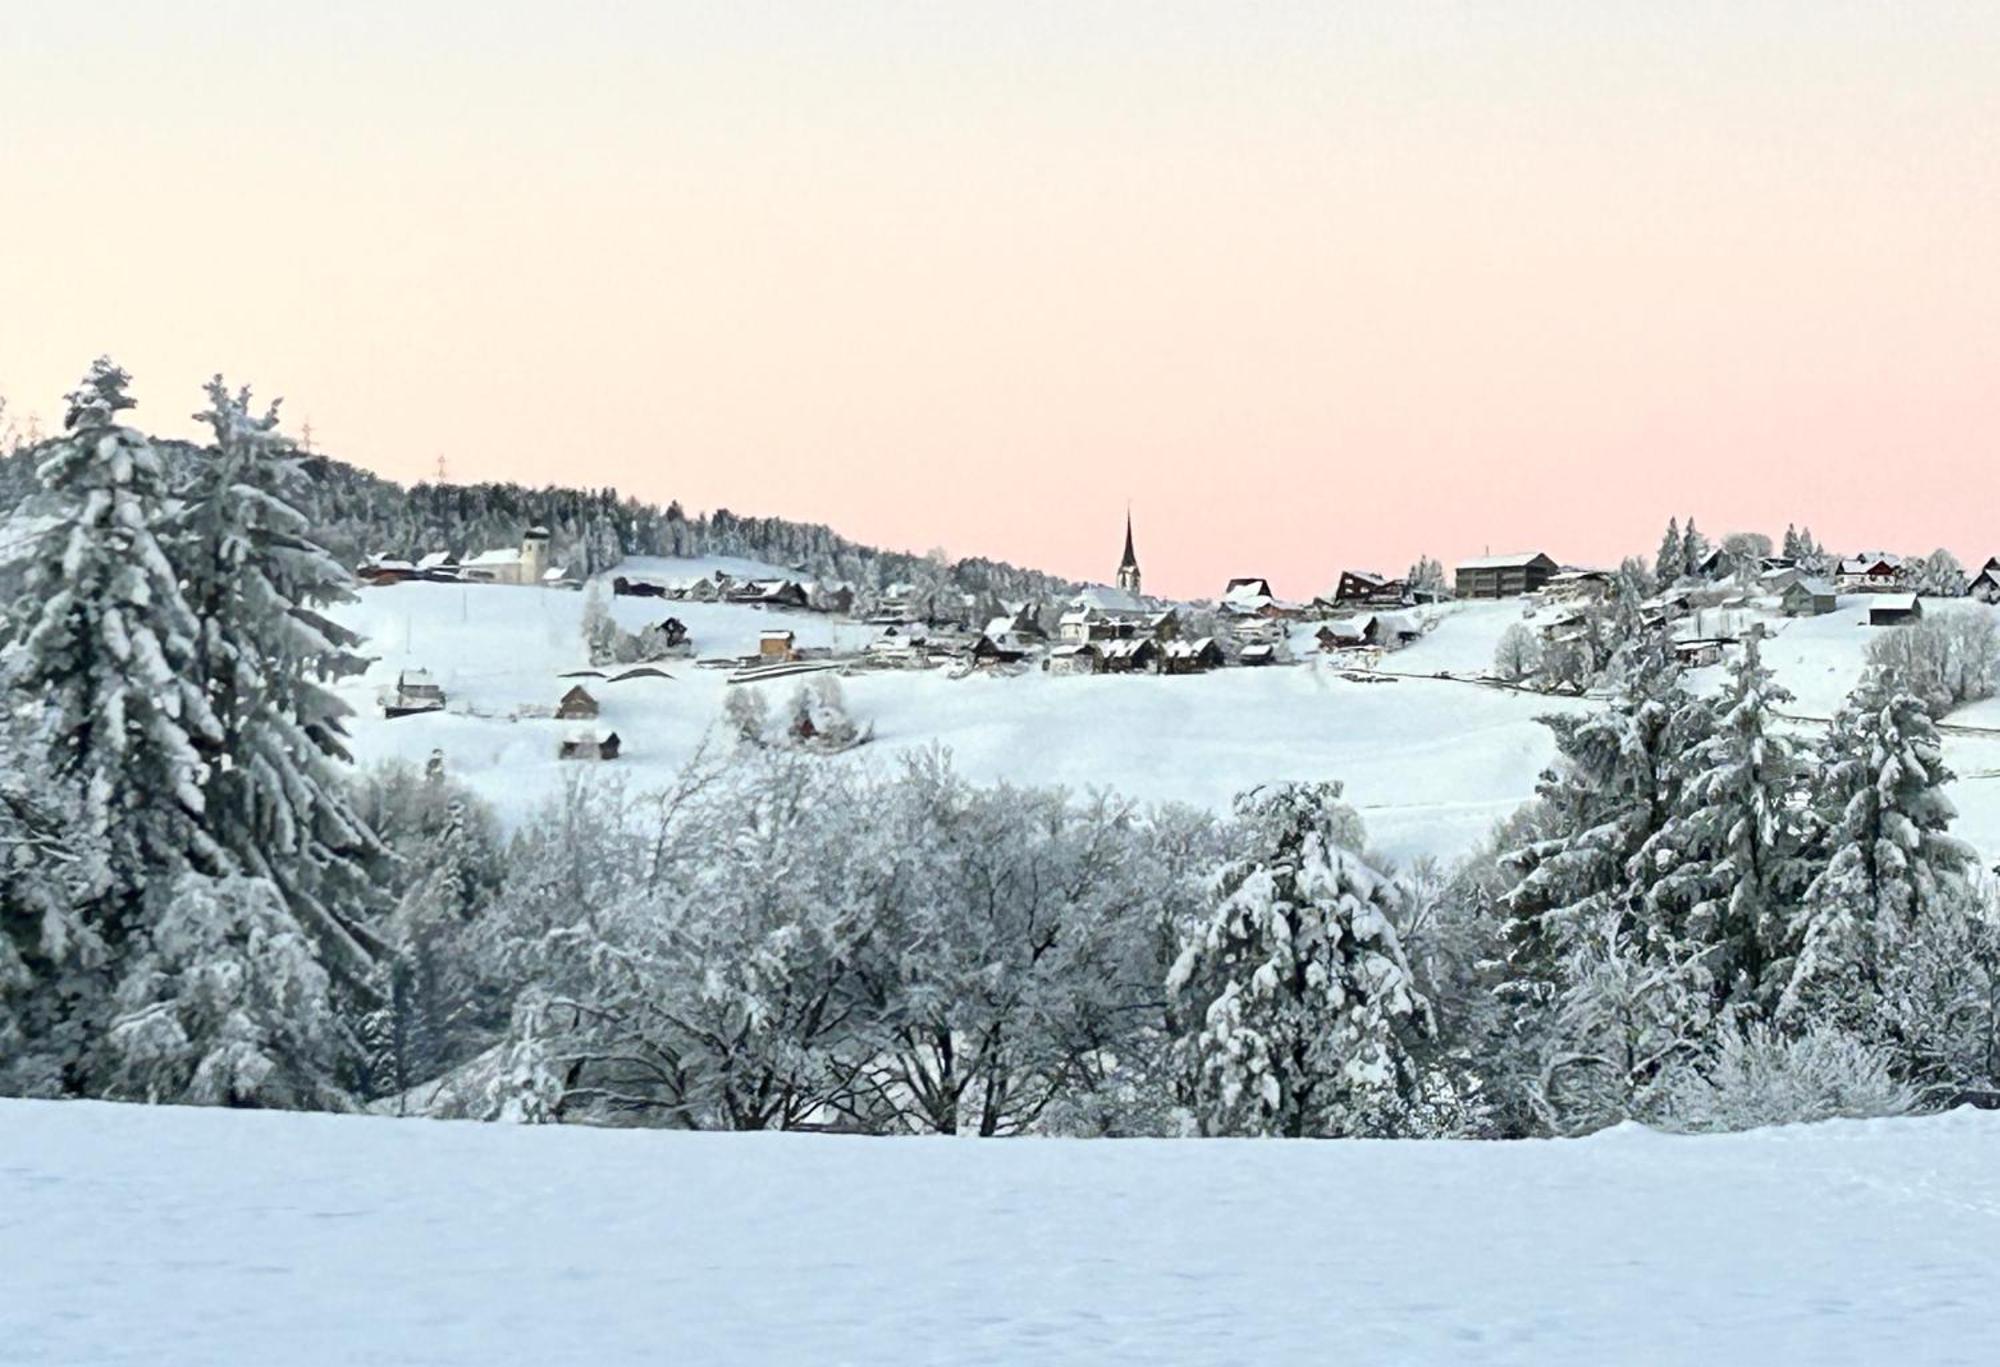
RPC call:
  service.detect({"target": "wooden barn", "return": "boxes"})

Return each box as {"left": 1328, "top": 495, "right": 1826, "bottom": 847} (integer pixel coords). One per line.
{"left": 1099, "top": 638, "right": 1160, "bottom": 674}
{"left": 1327, "top": 570, "right": 1410, "bottom": 608}
{"left": 1162, "top": 637, "right": 1225, "bottom": 675}
{"left": 1045, "top": 642, "right": 1102, "bottom": 676}
{"left": 1780, "top": 578, "right": 1838, "bottom": 617}
{"left": 556, "top": 685, "right": 600, "bottom": 720}
{"left": 1867, "top": 593, "right": 1922, "bottom": 627}
{"left": 759, "top": 630, "right": 798, "bottom": 661}
{"left": 1455, "top": 552, "right": 1557, "bottom": 599}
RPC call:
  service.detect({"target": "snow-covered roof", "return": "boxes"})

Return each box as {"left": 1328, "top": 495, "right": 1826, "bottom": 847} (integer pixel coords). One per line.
{"left": 759, "top": 629, "right": 796, "bottom": 641}
{"left": 416, "top": 551, "right": 457, "bottom": 569}
{"left": 1871, "top": 593, "right": 1919, "bottom": 611}
{"left": 541, "top": 567, "right": 569, "bottom": 582}
{"left": 1072, "top": 585, "right": 1144, "bottom": 612}
{"left": 1787, "top": 577, "right": 1836, "bottom": 596}
{"left": 1457, "top": 552, "right": 1551, "bottom": 571}
{"left": 1223, "top": 578, "right": 1273, "bottom": 602}
{"left": 463, "top": 547, "right": 522, "bottom": 568}
{"left": 1048, "top": 642, "right": 1098, "bottom": 658}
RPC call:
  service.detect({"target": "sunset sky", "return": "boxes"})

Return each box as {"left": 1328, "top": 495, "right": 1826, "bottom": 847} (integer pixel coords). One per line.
{"left": 2, "top": 3, "right": 1995, "bottom": 598}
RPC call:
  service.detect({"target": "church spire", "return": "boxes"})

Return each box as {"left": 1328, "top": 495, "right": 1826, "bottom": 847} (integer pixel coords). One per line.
{"left": 1117, "top": 506, "right": 1142, "bottom": 596}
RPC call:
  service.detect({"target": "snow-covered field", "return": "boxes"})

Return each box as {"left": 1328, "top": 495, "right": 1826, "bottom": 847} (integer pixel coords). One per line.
{"left": 330, "top": 571, "right": 2000, "bottom": 866}
{"left": 4, "top": 1098, "right": 1997, "bottom": 1365}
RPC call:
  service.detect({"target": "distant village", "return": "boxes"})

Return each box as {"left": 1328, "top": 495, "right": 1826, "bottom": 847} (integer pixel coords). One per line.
{"left": 356, "top": 516, "right": 1984, "bottom": 755}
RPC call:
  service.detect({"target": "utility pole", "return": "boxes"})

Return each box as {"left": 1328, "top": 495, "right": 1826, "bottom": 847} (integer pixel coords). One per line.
{"left": 435, "top": 451, "right": 448, "bottom": 483}
{"left": 299, "top": 417, "right": 315, "bottom": 454}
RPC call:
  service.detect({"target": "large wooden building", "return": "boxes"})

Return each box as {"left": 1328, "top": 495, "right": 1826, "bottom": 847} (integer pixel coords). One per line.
{"left": 1455, "top": 552, "right": 1557, "bottom": 599}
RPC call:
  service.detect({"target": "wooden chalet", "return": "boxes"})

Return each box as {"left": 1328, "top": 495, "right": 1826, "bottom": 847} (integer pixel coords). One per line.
{"left": 1236, "top": 642, "right": 1277, "bottom": 666}
{"left": 1099, "top": 638, "right": 1161, "bottom": 674}
{"left": 728, "top": 579, "right": 811, "bottom": 610}
{"left": 556, "top": 685, "right": 600, "bottom": 720}
{"left": 971, "top": 633, "right": 1027, "bottom": 667}
{"left": 358, "top": 556, "right": 419, "bottom": 586}
{"left": 1327, "top": 570, "right": 1409, "bottom": 608}
{"left": 1970, "top": 560, "right": 2000, "bottom": 604}
{"left": 1455, "top": 552, "right": 1557, "bottom": 599}
{"left": 759, "top": 630, "right": 798, "bottom": 661}
{"left": 1045, "top": 642, "right": 1103, "bottom": 676}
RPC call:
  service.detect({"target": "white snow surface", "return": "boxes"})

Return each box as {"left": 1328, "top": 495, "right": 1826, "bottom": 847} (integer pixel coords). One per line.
{"left": 3, "top": 1099, "right": 1998, "bottom": 1365}
{"left": 330, "top": 577, "right": 2000, "bottom": 866}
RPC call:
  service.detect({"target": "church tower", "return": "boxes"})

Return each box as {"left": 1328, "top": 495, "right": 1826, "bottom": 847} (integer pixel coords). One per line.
{"left": 1116, "top": 508, "right": 1142, "bottom": 597}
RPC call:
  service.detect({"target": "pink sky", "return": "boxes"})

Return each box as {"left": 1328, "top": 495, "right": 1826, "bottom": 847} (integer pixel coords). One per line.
{"left": 2, "top": 4, "right": 1996, "bottom": 599}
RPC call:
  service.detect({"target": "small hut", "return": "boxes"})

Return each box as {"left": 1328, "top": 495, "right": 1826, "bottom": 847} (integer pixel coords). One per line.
{"left": 559, "top": 730, "right": 622, "bottom": 761}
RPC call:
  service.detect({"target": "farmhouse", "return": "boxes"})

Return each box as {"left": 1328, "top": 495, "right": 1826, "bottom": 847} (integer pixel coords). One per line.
{"left": 1455, "top": 552, "right": 1557, "bottom": 599}
{"left": 555, "top": 685, "right": 599, "bottom": 720}
{"left": 1671, "top": 637, "right": 1735, "bottom": 668}
{"left": 1236, "top": 642, "right": 1278, "bottom": 666}
{"left": 1867, "top": 593, "right": 1922, "bottom": 627}
{"left": 1780, "top": 578, "right": 1838, "bottom": 617}
{"left": 1836, "top": 553, "right": 1904, "bottom": 593}
{"left": 416, "top": 551, "right": 461, "bottom": 582}
{"left": 727, "top": 579, "right": 811, "bottom": 610}
{"left": 971, "top": 633, "right": 1027, "bottom": 668}
{"left": 1099, "top": 638, "right": 1160, "bottom": 674}
{"left": 1542, "top": 569, "right": 1614, "bottom": 603}
{"left": 460, "top": 526, "right": 553, "bottom": 586}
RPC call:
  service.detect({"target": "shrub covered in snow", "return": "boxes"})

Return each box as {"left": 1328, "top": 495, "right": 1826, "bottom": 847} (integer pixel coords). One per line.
{"left": 1656, "top": 1023, "right": 1917, "bottom": 1133}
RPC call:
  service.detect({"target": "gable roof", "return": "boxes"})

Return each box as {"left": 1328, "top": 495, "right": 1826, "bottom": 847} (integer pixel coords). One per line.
{"left": 1457, "top": 552, "right": 1554, "bottom": 571}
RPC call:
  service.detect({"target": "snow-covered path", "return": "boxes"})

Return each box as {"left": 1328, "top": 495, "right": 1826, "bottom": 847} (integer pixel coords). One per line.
{"left": 3, "top": 1100, "right": 1996, "bottom": 1365}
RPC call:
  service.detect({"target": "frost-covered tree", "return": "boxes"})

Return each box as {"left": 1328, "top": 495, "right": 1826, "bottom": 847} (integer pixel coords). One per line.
{"left": 6, "top": 358, "right": 224, "bottom": 921}
{"left": 1783, "top": 684, "right": 1976, "bottom": 1031}
{"left": 1491, "top": 623, "right": 1542, "bottom": 683}
{"left": 1912, "top": 548, "right": 1967, "bottom": 599}
{"left": 96, "top": 872, "right": 347, "bottom": 1108}
{"left": 579, "top": 582, "right": 621, "bottom": 665}
{"left": 1862, "top": 607, "right": 2000, "bottom": 717}
{"left": 1406, "top": 555, "right": 1449, "bottom": 601}
{"left": 785, "top": 674, "right": 864, "bottom": 751}
{"left": 180, "top": 377, "right": 380, "bottom": 969}
{"left": 1639, "top": 637, "right": 1810, "bottom": 1020}
{"left": 723, "top": 686, "right": 770, "bottom": 746}
{"left": 1168, "top": 782, "right": 1435, "bottom": 1137}
{"left": 1655, "top": 1022, "right": 1915, "bottom": 1133}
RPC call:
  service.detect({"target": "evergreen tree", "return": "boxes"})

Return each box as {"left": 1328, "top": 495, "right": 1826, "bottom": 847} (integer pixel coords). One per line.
{"left": 1681, "top": 517, "right": 1711, "bottom": 581}
{"left": 1639, "top": 637, "right": 1809, "bottom": 1020}
{"left": 1655, "top": 517, "right": 1683, "bottom": 586}
{"left": 181, "top": 377, "right": 380, "bottom": 971}
{"left": 1167, "top": 782, "right": 1435, "bottom": 1137}
{"left": 1783, "top": 681, "right": 1976, "bottom": 1030}
{"left": 5, "top": 358, "right": 224, "bottom": 923}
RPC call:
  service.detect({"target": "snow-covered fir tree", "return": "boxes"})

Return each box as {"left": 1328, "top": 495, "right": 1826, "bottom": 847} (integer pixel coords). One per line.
{"left": 1783, "top": 680, "right": 1976, "bottom": 1032}
{"left": 180, "top": 377, "right": 381, "bottom": 971}
{"left": 1167, "top": 782, "right": 1436, "bottom": 1137}
{"left": 1638, "top": 636, "right": 1811, "bottom": 1022}
{"left": 1654, "top": 517, "right": 1683, "bottom": 586}
{"left": 1680, "top": 517, "right": 1711, "bottom": 581}
{"left": 5, "top": 358, "right": 225, "bottom": 924}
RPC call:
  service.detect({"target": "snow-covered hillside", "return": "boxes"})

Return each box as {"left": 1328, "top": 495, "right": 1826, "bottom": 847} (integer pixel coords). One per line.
{"left": 331, "top": 575, "right": 2000, "bottom": 866}
{"left": 334, "top": 579, "right": 1587, "bottom": 863}
{"left": 4, "top": 1098, "right": 1997, "bottom": 1365}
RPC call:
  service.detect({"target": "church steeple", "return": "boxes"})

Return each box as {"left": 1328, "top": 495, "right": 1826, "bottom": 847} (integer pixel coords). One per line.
{"left": 1116, "top": 507, "right": 1142, "bottom": 596}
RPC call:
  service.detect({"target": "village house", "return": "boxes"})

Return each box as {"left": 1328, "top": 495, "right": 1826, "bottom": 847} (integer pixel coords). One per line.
{"left": 1316, "top": 612, "right": 1422, "bottom": 653}
{"left": 1671, "top": 637, "right": 1734, "bottom": 668}
{"left": 1236, "top": 642, "right": 1278, "bottom": 666}
{"left": 1455, "top": 552, "right": 1558, "bottom": 599}
{"left": 1867, "top": 593, "right": 1922, "bottom": 627}
{"left": 611, "top": 574, "right": 668, "bottom": 598}
{"left": 865, "top": 625, "right": 930, "bottom": 667}
{"left": 1162, "top": 638, "right": 1225, "bottom": 675}
{"left": 384, "top": 669, "right": 445, "bottom": 718}
{"left": 460, "top": 525, "right": 553, "bottom": 586}
{"left": 558, "top": 731, "right": 621, "bottom": 761}
{"left": 759, "top": 630, "right": 798, "bottom": 661}
{"left": 555, "top": 685, "right": 599, "bottom": 720}
{"left": 1540, "top": 569, "right": 1615, "bottom": 603}
{"left": 1325, "top": 570, "right": 1411, "bottom": 609}
{"left": 357, "top": 556, "right": 419, "bottom": 586}
{"left": 1969, "top": 559, "right": 2000, "bottom": 603}
{"left": 1045, "top": 642, "right": 1103, "bottom": 676}
{"left": 726, "top": 579, "right": 812, "bottom": 610}
{"left": 1780, "top": 578, "right": 1838, "bottom": 617}
{"left": 813, "top": 583, "right": 856, "bottom": 616}
{"left": 971, "top": 633, "right": 1027, "bottom": 668}
{"left": 1099, "top": 637, "right": 1161, "bottom": 674}
{"left": 416, "top": 551, "right": 461, "bottom": 582}
{"left": 1836, "top": 553, "right": 1904, "bottom": 593}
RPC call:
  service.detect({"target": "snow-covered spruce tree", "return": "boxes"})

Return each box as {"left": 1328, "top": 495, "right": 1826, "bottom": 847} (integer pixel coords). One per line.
{"left": 0, "top": 723, "right": 109, "bottom": 1097}
{"left": 1167, "top": 782, "right": 1437, "bottom": 1137}
{"left": 96, "top": 872, "right": 347, "bottom": 1108}
{"left": 180, "top": 376, "right": 381, "bottom": 971}
{"left": 1781, "top": 680, "right": 1976, "bottom": 1034}
{"left": 1637, "top": 635, "right": 1811, "bottom": 1022}
{"left": 1680, "top": 517, "right": 1711, "bottom": 581}
{"left": 5, "top": 358, "right": 225, "bottom": 927}
{"left": 1496, "top": 639, "right": 1714, "bottom": 1131}
{"left": 1654, "top": 517, "right": 1683, "bottom": 587}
